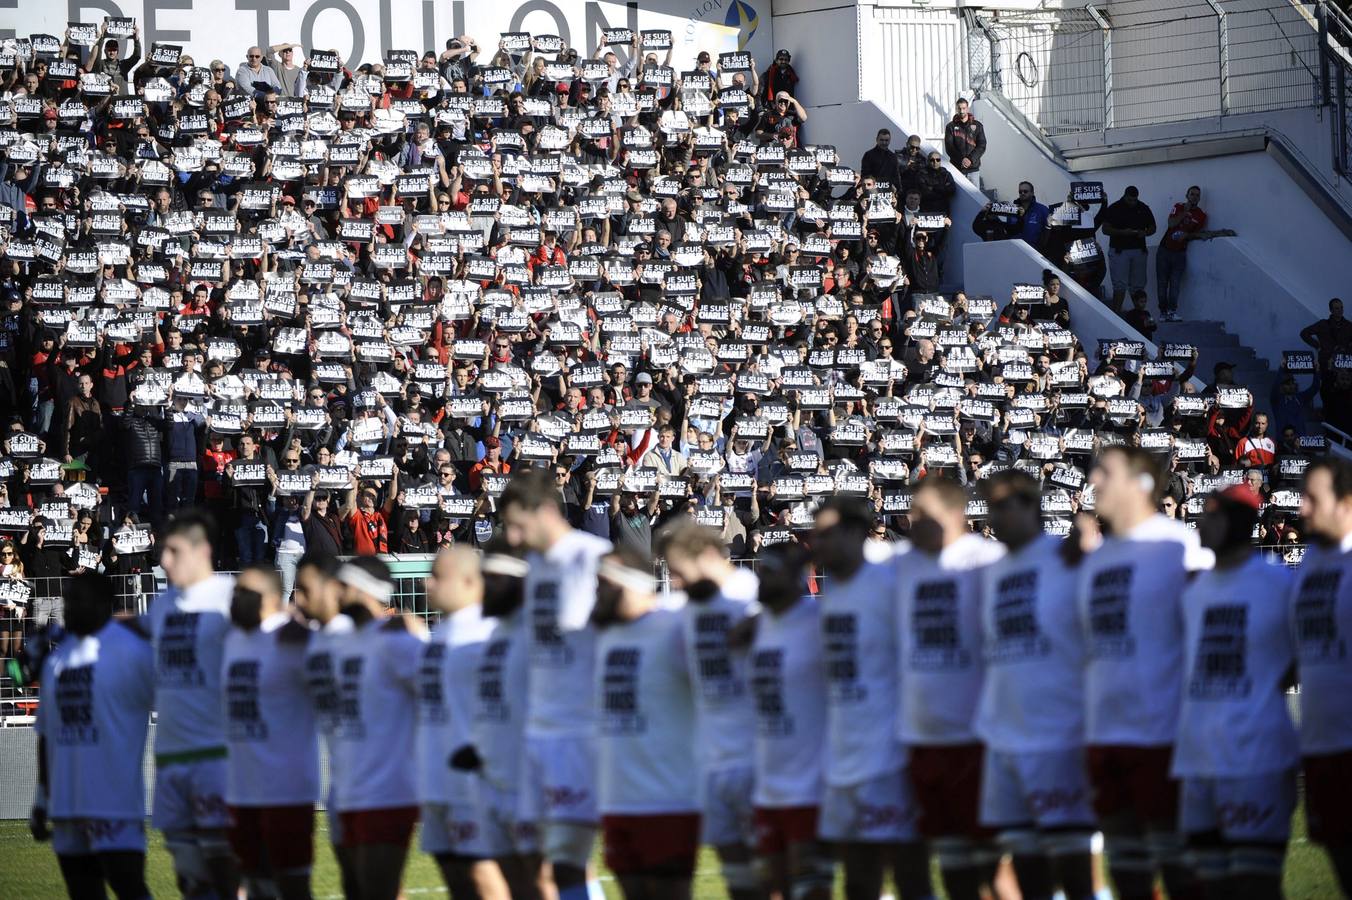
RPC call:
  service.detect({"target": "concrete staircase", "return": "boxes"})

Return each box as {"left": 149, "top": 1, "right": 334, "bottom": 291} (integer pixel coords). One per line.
{"left": 1154, "top": 319, "right": 1279, "bottom": 411}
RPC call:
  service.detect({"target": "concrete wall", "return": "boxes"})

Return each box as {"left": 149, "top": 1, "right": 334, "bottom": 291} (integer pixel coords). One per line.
{"left": 971, "top": 96, "right": 1350, "bottom": 358}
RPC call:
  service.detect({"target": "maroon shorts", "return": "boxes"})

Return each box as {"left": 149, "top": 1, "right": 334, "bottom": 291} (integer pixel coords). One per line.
{"left": 909, "top": 743, "right": 990, "bottom": 839}
{"left": 337, "top": 806, "right": 420, "bottom": 849}
{"left": 1304, "top": 750, "right": 1352, "bottom": 845}
{"left": 227, "top": 804, "right": 315, "bottom": 873}
{"left": 602, "top": 813, "right": 701, "bottom": 877}
{"left": 753, "top": 806, "right": 820, "bottom": 857}
{"left": 1086, "top": 744, "right": 1179, "bottom": 827}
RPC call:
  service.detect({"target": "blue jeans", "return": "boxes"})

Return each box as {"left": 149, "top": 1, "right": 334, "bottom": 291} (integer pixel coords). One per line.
{"left": 235, "top": 513, "right": 268, "bottom": 566}
{"left": 126, "top": 465, "right": 164, "bottom": 525}
{"left": 1156, "top": 246, "right": 1188, "bottom": 316}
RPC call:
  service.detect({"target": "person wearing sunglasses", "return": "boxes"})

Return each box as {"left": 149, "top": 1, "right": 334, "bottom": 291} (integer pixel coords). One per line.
{"left": 234, "top": 45, "right": 282, "bottom": 98}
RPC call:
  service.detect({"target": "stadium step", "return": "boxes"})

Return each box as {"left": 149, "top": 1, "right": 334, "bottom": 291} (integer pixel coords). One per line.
{"left": 1154, "top": 319, "right": 1279, "bottom": 410}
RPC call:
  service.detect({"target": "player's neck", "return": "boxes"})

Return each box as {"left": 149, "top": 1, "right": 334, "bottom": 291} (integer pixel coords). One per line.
{"left": 1111, "top": 505, "right": 1155, "bottom": 535}
{"left": 539, "top": 519, "right": 572, "bottom": 552}
{"left": 1214, "top": 545, "right": 1253, "bottom": 571}
{"left": 174, "top": 569, "right": 214, "bottom": 591}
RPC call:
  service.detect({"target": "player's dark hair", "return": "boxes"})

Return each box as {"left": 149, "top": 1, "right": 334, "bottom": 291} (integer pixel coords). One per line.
{"left": 814, "top": 495, "right": 874, "bottom": 534}
{"left": 297, "top": 550, "right": 342, "bottom": 579}
{"left": 500, "top": 466, "right": 564, "bottom": 514}
{"left": 980, "top": 468, "right": 1042, "bottom": 510}
{"left": 1306, "top": 458, "right": 1352, "bottom": 500}
{"left": 239, "top": 563, "right": 283, "bottom": 598}
{"left": 162, "top": 508, "right": 217, "bottom": 548}
{"left": 63, "top": 571, "right": 115, "bottom": 636}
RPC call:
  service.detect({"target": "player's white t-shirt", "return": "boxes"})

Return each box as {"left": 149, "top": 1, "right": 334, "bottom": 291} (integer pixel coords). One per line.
{"left": 38, "top": 620, "right": 154, "bottom": 820}
{"left": 751, "top": 596, "right": 827, "bottom": 808}
{"left": 681, "top": 566, "right": 758, "bottom": 773}
{"left": 147, "top": 573, "right": 236, "bottom": 756}
{"left": 524, "top": 529, "right": 612, "bottom": 738}
{"left": 1290, "top": 533, "right": 1352, "bottom": 754}
{"left": 221, "top": 611, "right": 320, "bottom": 806}
{"left": 1077, "top": 514, "right": 1211, "bottom": 746}
{"left": 330, "top": 616, "right": 425, "bottom": 812}
{"left": 818, "top": 558, "right": 905, "bottom": 784}
{"left": 896, "top": 534, "right": 1006, "bottom": 745}
{"left": 1173, "top": 554, "right": 1298, "bottom": 778}
{"left": 473, "top": 611, "right": 530, "bottom": 791}
{"left": 596, "top": 607, "right": 698, "bottom": 815}
{"left": 974, "top": 534, "right": 1085, "bottom": 752}
{"left": 302, "top": 614, "right": 354, "bottom": 743}
{"left": 418, "top": 604, "right": 496, "bottom": 806}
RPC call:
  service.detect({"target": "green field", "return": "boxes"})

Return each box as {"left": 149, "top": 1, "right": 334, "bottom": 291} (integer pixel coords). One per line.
{"left": 0, "top": 813, "right": 1340, "bottom": 899}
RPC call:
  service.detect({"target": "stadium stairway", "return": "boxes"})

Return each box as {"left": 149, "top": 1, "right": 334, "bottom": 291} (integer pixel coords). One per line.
{"left": 1154, "top": 319, "right": 1279, "bottom": 407}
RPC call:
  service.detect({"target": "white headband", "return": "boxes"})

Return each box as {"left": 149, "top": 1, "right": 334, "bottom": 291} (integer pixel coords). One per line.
{"left": 482, "top": 554, "right": 530, "bottom": 577}
{"left": 337, "top": 563, "right": 394, "bottom": 604}
{"left": 599, "top": 560, "right": 656, "bottom": 594}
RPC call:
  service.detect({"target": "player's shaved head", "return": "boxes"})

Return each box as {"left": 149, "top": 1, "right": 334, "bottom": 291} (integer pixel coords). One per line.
{"left": 426, "top": 545, "right": 483, "bottom": 613}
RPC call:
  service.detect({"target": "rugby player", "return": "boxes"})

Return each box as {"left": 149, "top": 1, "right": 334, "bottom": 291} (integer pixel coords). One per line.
{"left": 1292, "top": 458, "right": 1352, "bottom": 894}
{"left": 32, "top": 572, "right": 155, "bottom": 900}
{"left": 657, "top": 519, "right": 760, "bottom": 900}
{"left": 592, "top": 547, "right": 700, "bottom": 900}
{"left": 749, "top": 542, "right": 833, "bottom": 900}
{"left": 329, "top": 557, "right": 426, "bottom": 900}
{"left": 1174, "top": 485, "right": 1297, "bottom": 898}
{"left": 145, "top": 511, "right": 239, "bottom": 899}
{"left": 894, "top": 478, "right": 1005, "bottom": 900}
{"left": 975, "top": 469, "right": 1098, "bottom": 900}
{"left": 1078, "top": 446, "right": 1211, "bottom": 900}
{"left": 499, "top": 468, "right": 612, "bottom": 900}
{"left": 418, "top": 547, "right": 509, "bottom": 900}
{"left": 221, "top": 565, "right": 318, "bottom": 900}
{"left": 810, "top": 497, "right": 931, "bottom": 900}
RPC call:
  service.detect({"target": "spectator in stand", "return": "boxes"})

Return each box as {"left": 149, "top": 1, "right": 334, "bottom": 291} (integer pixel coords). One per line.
{"left": 760, "top": 49, "right": 799, "bottom": 103}
{"left": 1156, "top": 185, "right": 1233, "bottom": 321}
{"left": 344, "top": 470, "right": 399, "bottom": 556}
{"left": 860, "top": 129, "right": 902, "bottom": 192}
{"left": 943, "top": 97, "right": 986, "bottom": 187}
{"left": 1045, "top": 185, "right": 1107, "bottom": 298}
{"left": 0, "top": 539, "right": 23, "bottom": 660}
{"left": 234, "top": 46, "right": 282, "bottom": 96}
{"left": 1123, "top": 289, "right": 1157, "bottom": 342}
{"left": 1236, "top": 413, "right": 1276, "bottom": 469}
{"left": 1096, "top": 185, "right": 1156, "bottom": 314}
{"left": 1300, "top": 298, "right": 1352, "bottom": 374}
{"left": 1269, "top": 374, "right": 1320, "bottom": 437}
{"left": 1015, "top": 182, "right": 1049, "bottom": 249}
{"left": 267, "top": 42, "right": 307, "bottom": 97}
{"left": 755, "top": 92, "right": 807, "bottom": 146}
{"left": 917, "top": 150, "right": 957, "bottom": 214}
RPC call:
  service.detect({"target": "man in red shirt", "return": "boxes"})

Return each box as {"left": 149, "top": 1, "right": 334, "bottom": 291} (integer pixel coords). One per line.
{"left": 1156, "top": 185, "right": 1232, "bottom": 322}
{"left": 468, "top": 436, "right": 510, "bottom": 492}
{"left": 344, "top": 469, "right": 399, "bottom": 555}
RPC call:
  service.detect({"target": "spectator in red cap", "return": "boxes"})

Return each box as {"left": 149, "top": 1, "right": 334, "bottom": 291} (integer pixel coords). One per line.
{"left": 469, "top": 436, "right": 511, "bottom": 492}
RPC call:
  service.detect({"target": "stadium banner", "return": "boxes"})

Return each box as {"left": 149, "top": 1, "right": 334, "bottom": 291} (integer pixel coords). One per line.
{"left": 5, "top": 0, "right": 773, "bottom": 75}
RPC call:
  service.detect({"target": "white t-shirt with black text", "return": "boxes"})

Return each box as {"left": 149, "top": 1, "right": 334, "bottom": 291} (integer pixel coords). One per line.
{"left": 1173, "top": 554, "right": 1298, "bottom": 778}
{"left": 38, "top": 620, "right": 155, "bottom": 819}
{"left": 147, "top": 573, "right": 236, "bottom": 756}
{"left": 595, "top": 608, "right": 698, "bottom": 815}
{"left": 751, "top": 596, "right": 827, "bottom": 808}
{"left": 1290, "top": 534, "right": 1352, "bottom": 754}
{"left": 975, "top": 533, "right": 1086, "bottom": 752}
{"left": 1077, "top": 515, "right": 1211, "bottom": 746}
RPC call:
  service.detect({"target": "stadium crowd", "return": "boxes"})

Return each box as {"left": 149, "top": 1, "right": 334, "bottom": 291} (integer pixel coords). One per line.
{"left": 1, "top": 13, "right": 1351, "bottom": 900}
{"left": 0, "top": 16, "right": 1337, "bottom": 652}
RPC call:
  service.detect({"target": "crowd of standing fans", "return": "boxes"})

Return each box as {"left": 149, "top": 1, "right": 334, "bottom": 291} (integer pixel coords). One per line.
{"left": 0, "top": 15, "right": 1337, "bottom": 685}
